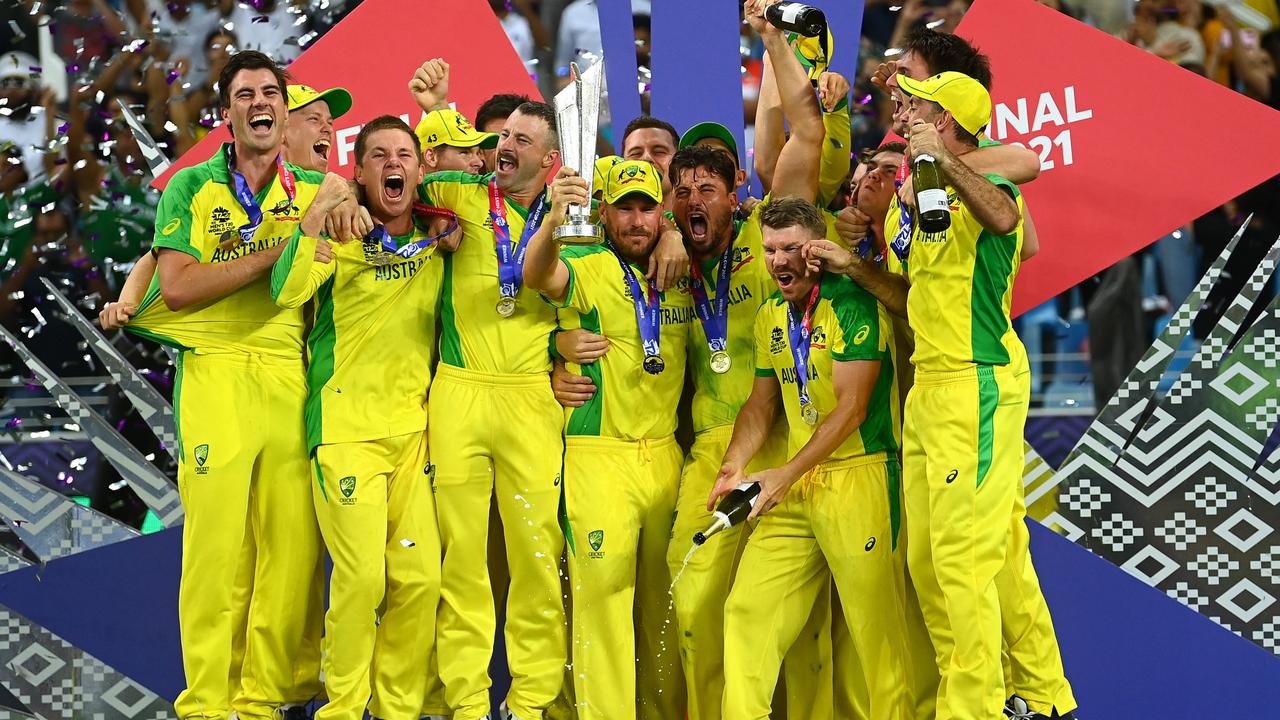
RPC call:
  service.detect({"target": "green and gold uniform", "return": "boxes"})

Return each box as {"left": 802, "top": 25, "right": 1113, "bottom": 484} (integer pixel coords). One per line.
{"left": 271, "top": 223, "right": 445, "bottom": 720}
{"left": 126, "top": 143, "right": 324, "bottom": 720}
{"left": 552, "top": 240, "right": 692, "bottom": 720}
{"left": 893, "top": 172, "right": 1070, "bottom": 720}
{"left": 417, "top": 171, "right": 565, "bottom": 720}
{"left": 722, "top": 274, "right": 909, "bottom": 720}
{"left": 667, "top": 204, "right": 833, "bottom": 720}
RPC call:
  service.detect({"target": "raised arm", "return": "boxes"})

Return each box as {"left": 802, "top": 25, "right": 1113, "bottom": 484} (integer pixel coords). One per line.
{"left": 748, "top": 0, "right": 825, "bottom": 201}
{"left": 409, "top": 58, "right": 451, "bottom": 114}
{"left": 964, "top": 142, "right": 1041, "bottom": 185}
{"left": 523, "top": 166, "right": 582, "bottom": 303}
{"left": 910, "top": 121, "right": 1018, "bottom": 236}
{"left": 805, "top": 237, "right": 910, "bottom": 319}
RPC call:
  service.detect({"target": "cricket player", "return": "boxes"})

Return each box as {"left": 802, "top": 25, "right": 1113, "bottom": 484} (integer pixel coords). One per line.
{"left": 711, "top": 197, "right": 910, "bottom": 720}
{"left": 415, "top": 98, "right": 567, "bottom": 720}
{"left": 523, "top": 159, "right": 691, "bottom": 720}
{"left": 121, "top": 51, "right": 359, "bottom": 720}
{"left": 270, "top": 115, "right": 454, "bottom": 720}
{"left": 892, "top": 70, "right": 1059, "bottom": 720}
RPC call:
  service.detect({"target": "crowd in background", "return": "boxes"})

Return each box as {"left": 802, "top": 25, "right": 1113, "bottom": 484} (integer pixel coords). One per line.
{"left": 0, "top": 0, "right": 1278, "bottom": 518}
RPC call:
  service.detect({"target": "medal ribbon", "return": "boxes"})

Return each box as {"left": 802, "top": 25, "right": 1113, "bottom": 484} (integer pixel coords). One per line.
{"left": 889, "top": 154, "right": 912, "bottom": 262}
{"left": 224, "top": 143, "right": 295, "bottom": 247}
{"left": 786, "top": 281, "right": 822, "bottom": 411}
{"left": 489, "top": 177, "right": 548, "bottom": 299}
{"left": 688, "top": 239, "right": 734, "bottom": 355}
{"left": 611, "top": 241, "right": 662, "bottom": 362}
{"left": 368, "top": 203, "right": 460, "bottom": 258}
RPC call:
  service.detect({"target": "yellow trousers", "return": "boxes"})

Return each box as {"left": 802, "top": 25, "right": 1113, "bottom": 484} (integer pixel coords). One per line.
{"left": 310, "top": 431, "right": 441, "bottom": 720}
{"left": 171, "top": 351, "right": 323, "bottom": 720}
{"left": 723, "top": 454, "right": 910, "bottom": 720}
{"left": 998, "top": 456, "right": 1076, "bottom": 715}
{"left": 666, "top": 425, "right": 833, "bottom": 720}
{"left": 428, "top": 365, "right": 567, "bottom": 720}
{"left": 565, "top": 435, "right": 684, "bottom": 720}
{"left": 904, "top": 365, "right": 1036, "bottom": 720}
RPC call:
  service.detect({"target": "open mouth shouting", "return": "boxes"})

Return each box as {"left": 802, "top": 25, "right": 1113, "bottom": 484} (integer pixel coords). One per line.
{"left": 774, "top": 270, "right": 797, "bottom": 292}
{"left": 383, "top": 172, "right": 405, "bottom": 201}
{"left": 313, "top": 138, "right": 330, "bottom": 162}
{"left": 248, "top": 112, "right": 274, "bottom": 135}
{"left": 496, "top": 150, "right": 518, "bottom": 176}
{"left": 687, "top": 210, "right": 709, "bottom": 242}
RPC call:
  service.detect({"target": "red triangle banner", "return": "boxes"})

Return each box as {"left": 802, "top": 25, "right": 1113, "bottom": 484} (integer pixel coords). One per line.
{"left": 956, "top": 0, "right": 1280, "bottom": 315}
{"left": 152, "top": 0, "right": 538, "bottom": 189}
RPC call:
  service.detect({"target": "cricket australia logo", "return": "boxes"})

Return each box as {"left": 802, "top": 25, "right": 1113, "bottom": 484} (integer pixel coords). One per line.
{"left": 193, "top": 444, "right": 209, "bottom": 475}
{"left": 810, "top": 325, "right": 827, "bottom": 349}
{"left": 339, "top": 475, "right": 357, "bottom": 505}
{"left": 587, "top": 529, "right": 605, "bottom": 558}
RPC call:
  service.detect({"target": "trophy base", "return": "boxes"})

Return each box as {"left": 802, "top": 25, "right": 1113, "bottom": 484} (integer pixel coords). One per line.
{"left": 554, "top": 222, "right": 604, "bottom": 241}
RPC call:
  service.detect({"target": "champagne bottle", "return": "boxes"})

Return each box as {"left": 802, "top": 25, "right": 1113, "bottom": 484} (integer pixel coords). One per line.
{"left": 913, "top": 154, "right": 951, "bottom": 234}
{"left": 693, "top": 482, "right": 761, "bottom": 545}
{"left": 764, "top": 1, "right": 827, "bottom": 37}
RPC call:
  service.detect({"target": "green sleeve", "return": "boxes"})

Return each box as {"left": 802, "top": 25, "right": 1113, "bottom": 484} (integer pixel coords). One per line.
{"left": 753, "top": 302, "right": 776, "bottom": 377}
{"left": 270, "top": 226, "right": 334, "bottom": 308}
{"left": 151, "top": 167, "right": 205, "bottom": 261}
{"left": 418, "top": 170, "right": 487, "bottom": 209}
{"left": 831, "top": 282, "right": 881, "bottom": 362}
{"left": 983, "top": 173, "right": 1020, "bottom": 200}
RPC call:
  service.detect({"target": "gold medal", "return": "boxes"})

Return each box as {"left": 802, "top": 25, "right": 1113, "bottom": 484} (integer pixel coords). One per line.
{"left": 710, "top": 350, "right": 731, "bottom": 374}
{"left": 372, "top": 253, "right": 392, "bottom": 267}
{"left": 643, "top": 354, "right": 665, "bottom": 375}
{"left": 801, "top": 402, "right": 818, "bottom": 425}
{"left": 496, "top": 297, "right": 516, "bottom": 317}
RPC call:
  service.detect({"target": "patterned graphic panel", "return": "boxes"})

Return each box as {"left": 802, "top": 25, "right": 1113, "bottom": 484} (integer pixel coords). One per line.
{"left": 0, "top": 469, "right": 139, "bottom": 563}
{"left": 0, "top": 328, "right": 184, "bottom": 527}
{"left": 1030, "top": 227, "right": 1280, "bottom": 655}
{"left": 0, "top": 607, "right": 175, "bottom": 720}
{"left": 38, "top": 279, "right": 179, "bottom": 462}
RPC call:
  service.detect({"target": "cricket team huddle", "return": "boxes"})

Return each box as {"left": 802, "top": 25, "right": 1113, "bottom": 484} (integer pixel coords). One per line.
{"left": 100, "top": 3, "right": 1077, "bottom": 720}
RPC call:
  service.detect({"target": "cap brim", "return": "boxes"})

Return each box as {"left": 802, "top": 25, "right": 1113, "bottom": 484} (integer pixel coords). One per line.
{"left": 293, "top": 87, "right": 354, "bottom": 118}
{"left": 679, "top": 121, "right": 740, "bottom": 161}
{"left": 604, "top": 188, "right": 663, "bottom": 205}
{"left": 895, "top": 75, "right": 931, "bottom": 100}
{"left": 444, "top": 131, "right": 499, "bottom": 150}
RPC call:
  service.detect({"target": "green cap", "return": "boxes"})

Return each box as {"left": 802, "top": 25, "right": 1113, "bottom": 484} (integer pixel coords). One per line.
{"left": 679, "top": 122, "right": 740, "bottom": 167}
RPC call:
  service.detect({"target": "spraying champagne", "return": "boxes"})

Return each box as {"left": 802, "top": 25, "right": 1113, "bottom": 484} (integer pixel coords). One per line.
{"left": 693, "top": 482, "right": 761, "bottom": 545}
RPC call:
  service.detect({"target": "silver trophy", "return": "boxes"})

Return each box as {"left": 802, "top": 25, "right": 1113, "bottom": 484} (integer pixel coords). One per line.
{"left": 553, "top": 60, "right": 605, "bottom": 241}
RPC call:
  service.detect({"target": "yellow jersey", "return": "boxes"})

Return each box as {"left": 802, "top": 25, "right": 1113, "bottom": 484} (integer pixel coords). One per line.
{"left": 418, "top": 171, "right": 557, "bottom": 375}
{"left": 553, "top": 242, "right": 694, "bottom": 440}
{"left": 128, "top": 142, "right": 323, "bottom": 357}
{"left": 270, "top": 224, "right": 444, "bottom": 451}
{"left": 889, "top": 174, "right": 1028, "bottom": 374}
{"left": 687, "top": 196, "right": 846, "bottom": 433}
{"left": 753, "top": 273, "right": 899, "bottom": 461}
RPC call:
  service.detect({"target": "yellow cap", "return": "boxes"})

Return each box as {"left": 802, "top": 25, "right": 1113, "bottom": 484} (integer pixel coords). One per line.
{"left": 601, "top": 160, "right": 663, "bottom": 205}
{"left": 286, "top": 84, "right": 353, "bottom": 118}
{"left": 896, "top": 71, "right": 991, "bottom": 138}
{"left": 415, "top": 109, "right": 498, "bottom": 150}
{"left": 592, "top": 155, "right": 621, "bottom": 196}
